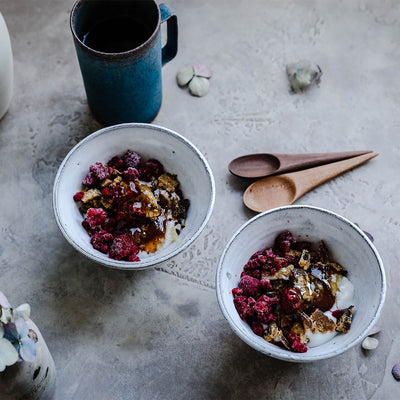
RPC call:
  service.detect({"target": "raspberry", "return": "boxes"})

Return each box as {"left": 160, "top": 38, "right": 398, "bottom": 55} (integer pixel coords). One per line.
{"left": 240, "top": 268, "right": 261, "bottom": 279}
{"left": 73, "top": 191, "right": 84, "bottom": 201}
{"left": 260, "top": 278, "right": 272, "bottom": 291}
{"left": 332, "top": 309, "right": 344, "bottom": 319}
{"left": 288, "top": 331, "right": 307, "bottom": 353}
{"left": 247, "top": 297, "right": 256, "bottom": 307}
{"left": 85, "top": 208, "right": 107, "bottom": 229}
{"left": 107, "top": 156, "right": 124, "bottom": 170}
{"left": 251, "top": 321, "right": 264, "bottom": 336}
{"left": 82, "top": 171, "right": 96, "bottom": 187}
{"left": 109, "top": 233, "right": 139, "bottom": 261}
{"left": 274, "top": 257, "right": 288, "bottom": 270}
{"left": 275, "top": 231, "right": 296, "bottom": 253}
{"left": 90, "top": 162, "right": 112, "bottom": 180}
{"left": 233, "top": 296, "right": 251, "bottom": 320}
{"left": 102, "top": 185, "right": 124, "bottom": 204}
{"left": 139, "top": 159, "right": 164, "bottom": 180}
{"left": 280, "top": 287, "right": 302, "bottom": 314}
{"left": 90, "top": 231, "right": 114, "bottom": 253}
{"left": 123, "top": 167, "right": 139, "bottom": 182}
{"left": 123, "top": 150, "right": 141, "bottom": 168}
{"left": 232, "top": 287, "right": 243, "bottom": 297}
{"left": 238, "top": 275, "right": 261, "bottom": 297}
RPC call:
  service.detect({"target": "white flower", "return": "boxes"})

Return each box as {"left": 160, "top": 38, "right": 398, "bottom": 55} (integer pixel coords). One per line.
{"left": 0, "top": 324, "right": 19, "bottom": 372}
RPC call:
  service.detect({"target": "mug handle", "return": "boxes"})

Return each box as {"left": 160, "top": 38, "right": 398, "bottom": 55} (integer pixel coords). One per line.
{"left": 159, "top": 4, "right": 178, "bottom": 66}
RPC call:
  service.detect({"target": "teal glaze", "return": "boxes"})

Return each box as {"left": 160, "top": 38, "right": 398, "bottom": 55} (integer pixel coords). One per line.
{"left": 70, "top": 0, "right": 178, "bottom": 126}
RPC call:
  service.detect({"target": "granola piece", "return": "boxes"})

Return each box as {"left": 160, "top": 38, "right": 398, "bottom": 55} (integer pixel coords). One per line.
{"left": 292, "top": 268, "right": 314, "bottom": 301}
{"left": 299, "top": 249, "right": 311, "bottom": 270}
{"left": 81, "top": 188, "right": 101, "bottom": 203}
{"left": 100, "top": 196, "right": 112, "bottom": 209}
{"left": 317, "top": 240, "right": 329, "bottom": 263}
{"left": 138, "top": 183, "right": 161, "bottom": 220}
{"left": 299, "top": 311, "right": 313, "bottom": 330}
{"left": 335, "top": 305, "right": 354, "bottom": 334}
{"left": 101, "top": 178, "right": 113, "bottom": 187}
{"left": 157, "top": 173, "right": 179, "bottom": 192}
{"left": 113, "top": 176, "right": 123, "bottom": 185}
{"left": 287, "top": 249, "right": 302, "bottom": 258}
{"left": 309, "top": 309, "right": 336, "bottom": 334}
{"left": 290, "top": 322, "right": 309, "bottom": 344}
{"left": 328, "top": 262, "right": 347, "bottom": 276}
{"left": 262, "top": 264, "right": 294, "bottom": 280}
{"left": 263, "top": 322, "right": 281, "bottom": 342}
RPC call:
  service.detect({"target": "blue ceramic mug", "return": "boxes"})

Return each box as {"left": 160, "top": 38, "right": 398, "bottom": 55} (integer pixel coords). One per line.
{"left": 70, "top": 0, "right": 177, "bottom": 126}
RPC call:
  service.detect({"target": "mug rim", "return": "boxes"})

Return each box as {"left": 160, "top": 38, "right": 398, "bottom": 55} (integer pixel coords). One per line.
{"left": 70, "top": 0, "right": 161, "bottom": 59}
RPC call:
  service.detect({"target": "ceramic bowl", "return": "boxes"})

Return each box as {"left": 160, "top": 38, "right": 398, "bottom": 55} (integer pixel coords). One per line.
{"left": 216, "top": 205, "right": 386, "bottom": 362}
{"left": 53, "top": 123, "right": 215, "bottom": 269}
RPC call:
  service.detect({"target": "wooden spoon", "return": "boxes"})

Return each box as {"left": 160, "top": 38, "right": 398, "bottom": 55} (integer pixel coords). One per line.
{"left": 229, "top": 150, "right": 372, "bottom": 178}
{"left": 243, "top": 152, "right": 378, "bottom": 212}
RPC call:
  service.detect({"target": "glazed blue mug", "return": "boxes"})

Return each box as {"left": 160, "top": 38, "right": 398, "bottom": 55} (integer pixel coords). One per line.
{"left": 70, "top": 0, "right": 177, "bottom": 126}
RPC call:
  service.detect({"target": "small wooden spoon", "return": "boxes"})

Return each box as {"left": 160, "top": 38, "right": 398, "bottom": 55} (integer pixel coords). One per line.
{"left": 229, "top": 150, "right": 372, "bottom": 178}
{"left": 243, "top": 152, "right": 378, "bottom": 212}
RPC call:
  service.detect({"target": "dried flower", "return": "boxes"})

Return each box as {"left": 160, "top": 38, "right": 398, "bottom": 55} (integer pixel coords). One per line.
{"left": 0, "top": 291, "right": 36, "bottom": 370}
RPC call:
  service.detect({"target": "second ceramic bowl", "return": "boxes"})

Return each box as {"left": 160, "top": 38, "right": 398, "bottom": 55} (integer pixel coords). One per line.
{"left": 216, "top": 205, "right": 386, "bottom": 362}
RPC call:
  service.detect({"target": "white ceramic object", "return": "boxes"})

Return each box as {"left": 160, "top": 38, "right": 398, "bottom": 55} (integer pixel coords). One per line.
{"left": 0, "top": 11, "right": 13, "bottom": 120}
{"left": 216, "top": 205, "right": 386, "bottom": 362}
{"left": 53, "top": 123, "right": 215, "bottom": 269}
{"left": 0, "top": 319, "right": 56, "bottom": 400}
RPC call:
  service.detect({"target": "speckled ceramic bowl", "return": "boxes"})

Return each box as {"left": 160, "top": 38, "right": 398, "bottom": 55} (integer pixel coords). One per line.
{"left": 216, "top": 205, "right": 386, "bottom": 362}
{"left": 53, "top": 123, "right": 215, "bottom": 269}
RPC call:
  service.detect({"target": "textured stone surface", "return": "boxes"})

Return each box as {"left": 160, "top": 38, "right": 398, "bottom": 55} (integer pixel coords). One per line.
{"left": 0, "top": 0, "right": 399, "bottom": 398}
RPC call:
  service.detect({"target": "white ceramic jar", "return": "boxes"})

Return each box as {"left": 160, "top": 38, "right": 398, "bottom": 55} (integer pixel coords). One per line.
{"left": 0, "top": 11, "right": 13, "bottom": 120}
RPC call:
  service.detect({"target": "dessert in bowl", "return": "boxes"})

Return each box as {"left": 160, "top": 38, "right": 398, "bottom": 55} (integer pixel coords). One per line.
{"left": 216, "top": 205, "right": 386, "bottom": 362}
{"left": 53, "top": 123, "right": 215, "bottom": 269}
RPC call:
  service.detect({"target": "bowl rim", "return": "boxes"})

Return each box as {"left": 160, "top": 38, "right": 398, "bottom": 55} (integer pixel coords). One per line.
{"left": 53, "top": 122, "right": 216, "bottom": 270}
{"left": 216, "top": 205, "right": 386, "bottom": 362}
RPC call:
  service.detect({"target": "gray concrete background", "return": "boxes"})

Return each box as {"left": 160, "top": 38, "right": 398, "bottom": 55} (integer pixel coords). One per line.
{"left": 0, "top": 0, "right": 399, "bottom": 399}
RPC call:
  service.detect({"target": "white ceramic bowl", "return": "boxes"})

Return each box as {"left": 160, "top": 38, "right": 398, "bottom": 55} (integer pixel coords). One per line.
{"left": 53, "top": 123, "right": 215, "bottom": 269}
{"left": 216, "top": 205, "right": 386, "bottom": 362}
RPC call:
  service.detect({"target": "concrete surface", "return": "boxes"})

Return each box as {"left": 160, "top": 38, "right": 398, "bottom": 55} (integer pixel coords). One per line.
{"left": 0, "top": 0, "right": 399, "bottom": 399}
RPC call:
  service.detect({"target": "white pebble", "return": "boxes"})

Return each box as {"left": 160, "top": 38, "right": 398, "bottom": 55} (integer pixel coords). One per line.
{"left": 188, "top": 76, "right": 210, "bottom": 97}
{"left": 362, "top": 336, "right": 379, "bottom": 351}
{"left": 176, "top": 66, "right": 194, "bottom": 87}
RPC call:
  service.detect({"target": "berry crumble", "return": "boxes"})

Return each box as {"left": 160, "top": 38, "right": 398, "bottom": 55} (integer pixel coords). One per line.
{"left": 73, "top": 150, "right": 190, "bottom": 262}
{"left": 232, "top": 231, "right": 354, "bottom": 353}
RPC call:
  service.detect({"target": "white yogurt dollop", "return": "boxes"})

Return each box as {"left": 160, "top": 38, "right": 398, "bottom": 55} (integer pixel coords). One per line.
{"left": 306, "top": 275, "right": 354, "bottom": 348}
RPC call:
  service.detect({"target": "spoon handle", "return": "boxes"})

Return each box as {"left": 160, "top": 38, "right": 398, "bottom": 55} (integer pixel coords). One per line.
{"left": 275, "top": 150, "right": 372, "bottom": 175}
{"left": 288, "top": 152, "right": 379, "bottom": 201}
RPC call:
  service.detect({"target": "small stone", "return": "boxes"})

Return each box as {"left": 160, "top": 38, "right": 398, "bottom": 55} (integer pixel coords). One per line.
{"left": 368, "top": 325, "right": 382, "bottom": 335}
{"left": 176, "top": 66, "right": 194, "bottom": 87}
{"left": 392, "top": 364, "right": 400, "bottom": 380}
{"left": 286, "top": 59, "right": 322, "bottom": 93}
{"left": 188, "top": 76, "right": 210, "bottom": 97}
{"left": 193, "top": 63, "right": 212, "bottom": 78}
{"left": 361, "top": 336, "right": 379, "bottom": 350}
